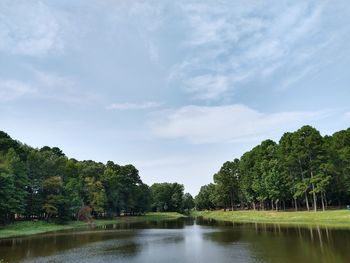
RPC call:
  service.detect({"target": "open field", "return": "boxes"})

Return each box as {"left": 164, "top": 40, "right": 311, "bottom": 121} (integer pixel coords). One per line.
{"left": 0, "top": 212, "right": 185, "bottom": 239}
{"left": 192, "top": 210, "right": 350, "bottom": 228}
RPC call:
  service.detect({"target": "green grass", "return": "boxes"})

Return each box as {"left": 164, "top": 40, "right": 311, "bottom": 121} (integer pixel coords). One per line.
{"left": 0, "top": 212, "right": 185, "bottom": 239}
{"left": 144, "top": 212, "right": 185, "bottom": 219}
{"left": 192, "top": 210, "right": 350, "bottom": 229}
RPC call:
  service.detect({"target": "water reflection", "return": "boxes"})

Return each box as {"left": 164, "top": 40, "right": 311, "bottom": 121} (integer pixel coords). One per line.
{"left": 99, "top": 217, "right": 193, "bottom": 230}
{"left": 0, "top": 218, "right": 349, "bottom": 263}
{"left": 101, "top": 239, "right": 141, "bottom": 257}
{"left": 199, "top": 218, "right": 350, "bottom": 263}
{"left": 0, "top": 228, "right": 138, "bottom": 262}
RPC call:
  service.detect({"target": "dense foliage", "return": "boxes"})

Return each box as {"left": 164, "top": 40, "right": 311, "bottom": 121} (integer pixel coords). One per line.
{"left": 195, "top": 126, "right": 350, "bottom": 212}
{"left": 0, "top": 131, "right": 193, "bottom": 224}
{"left": 149, "top": 183, "right": 194, "bottom": 213}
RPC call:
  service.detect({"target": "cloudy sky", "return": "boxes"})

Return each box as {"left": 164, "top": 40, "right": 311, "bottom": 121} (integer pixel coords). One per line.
{"left": 1, "top": 0, "right": 350, "bottom": 195}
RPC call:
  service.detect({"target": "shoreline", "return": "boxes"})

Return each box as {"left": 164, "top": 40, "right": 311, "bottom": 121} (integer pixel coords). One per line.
{"left": 192, "top": 210, "right": 350, "bottom": 229}
{"left": 0, "top": 212, "right": 185, "bottom": 239}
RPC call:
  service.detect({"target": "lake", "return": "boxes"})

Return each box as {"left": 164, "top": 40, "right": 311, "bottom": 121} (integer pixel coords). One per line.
{"left": 0, "top": 217, "right": 349, "bottom": 263}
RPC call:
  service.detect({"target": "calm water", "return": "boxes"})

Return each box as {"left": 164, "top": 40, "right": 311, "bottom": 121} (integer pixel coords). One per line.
{"left": 1, "top": 217, "right": 350, "bottom": 263}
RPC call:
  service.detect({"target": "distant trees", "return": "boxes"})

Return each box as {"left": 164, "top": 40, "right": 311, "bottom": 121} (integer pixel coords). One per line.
{"left": 3, "top": 124, "right": 348, "bottom": 223}
{"left": 0, "top": 131, "right": 164, "bottom": 224}
{"left": 195, "top": 126, "right": 350, "bottom": 212}
{"left": 0, "top": 133, "right": 28, "bottom": 223}
{"left": 183, "top": 193, "right": 195, "bottom": 213}
{"left": 0, "top": 130, "right": 198, "bottom": 225}
{"left": 214, "top": 159, "right": 240, "bottom": 211}
{"left": 149, "top": 182, "right": 193, "bottom": 213}
{"left": 194, "top": 184, "right": 216, "bottom": 210}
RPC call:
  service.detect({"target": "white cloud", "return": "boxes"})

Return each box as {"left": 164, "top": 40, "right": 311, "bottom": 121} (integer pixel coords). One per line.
{"left": 0, "top": 1, "right": 67, "bottom": 56}
{"left": 107, "top": 102, "right": 162, "bottom": 111}
{"left": 279, "top": 65, "right": 316, "bottom": 90}
{"left": 35, "top": 70, "right": 75, "bottom": 90}
{"left": 0, "top": 69, "right": 100, "bottom": 104}
{"left": 151, "top": 104, "right": 325, "bottom": 144}
{"left": 0, "top": 80, "right": 36, "bottom": 100}
{"left": 169, "top": 1, "right": 338, "bottom": 100}
{"left": 32, "top": 70, "right": 98, "bottom": 104}
{"left": 0, "top": 69, "right": 99, "bottom": 104}
{"left": 185, "top": 75, "right": 230, "bottom": 100}
{"left": 128, "top": 0, "right": 165, "bottom": 32}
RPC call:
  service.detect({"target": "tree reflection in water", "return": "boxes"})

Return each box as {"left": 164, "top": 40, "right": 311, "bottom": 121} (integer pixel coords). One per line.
{"left": 1, "top": 218, "right": 350, "bottom": 263}
{"left": 199, "top": 218, "right": 349, "bottom": 263}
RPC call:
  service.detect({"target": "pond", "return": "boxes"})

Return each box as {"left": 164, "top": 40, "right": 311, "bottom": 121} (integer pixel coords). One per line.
{"left": 0, "top": 217, "right": 349, "bottom": 263}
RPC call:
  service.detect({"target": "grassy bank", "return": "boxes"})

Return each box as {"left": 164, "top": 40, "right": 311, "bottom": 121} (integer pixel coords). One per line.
{"left": 192, "top": 210, "right": 350, "bottom": 228}
{"left": 143, "top": 212, "right": 185, "bottom": 220}
{"left": 0, "top": 212, "right": 185, "bottom": 239}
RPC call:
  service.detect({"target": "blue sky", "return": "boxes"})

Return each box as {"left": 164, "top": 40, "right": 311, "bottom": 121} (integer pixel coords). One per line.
{"left": 1, "top": 0, "right": 350, "bottom": 195}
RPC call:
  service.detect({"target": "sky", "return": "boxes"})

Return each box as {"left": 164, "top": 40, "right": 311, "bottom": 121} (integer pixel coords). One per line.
{"left": 1, "top": 0, "right": 350, "bottom": 195}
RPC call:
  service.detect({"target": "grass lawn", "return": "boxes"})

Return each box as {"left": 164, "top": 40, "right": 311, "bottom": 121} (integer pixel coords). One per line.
{"left": 0, "top": 212, "right": 185, "bottom": 239}
{"left": 192, "top": 210, "right": 350, "bottom": 228}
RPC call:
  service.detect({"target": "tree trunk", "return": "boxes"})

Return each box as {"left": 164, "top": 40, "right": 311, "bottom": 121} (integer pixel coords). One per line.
{"left": 271, "top": 200, "right": 274, "bottom": 210}
{"left": 305, "top": 192, "right": 310, "bottom": 211}
{"left": 310, "top": 170, "right": 317, "bottom": 212}
{"left": 230, "top": 191, "right": 234, "bottom": 211}
{"left": 252, "top": 202, "right": 256, "bottom": 211}
{"left": 298, "top": 158, "right": 310, "bottom": 211}
{"left": 294, "top": 198, "right": 298, "bottom": 211}
{"left": 321, "top": 193, "right": 325, "bottom": 212}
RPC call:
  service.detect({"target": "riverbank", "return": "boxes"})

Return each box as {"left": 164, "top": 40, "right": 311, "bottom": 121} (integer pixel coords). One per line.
{"left": 0, "top": 212, "right": 185, "bottom": 239}
{"left": 192, "top": 210, "right": 350, "bottom": 228}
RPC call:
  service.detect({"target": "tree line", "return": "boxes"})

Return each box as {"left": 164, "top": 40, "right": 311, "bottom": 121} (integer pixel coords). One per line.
{"left": 0, "top": 131, "right": 194, "bottom": 224}
{"left": 195, "top": 125, "right": 350, "bottom": 212}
